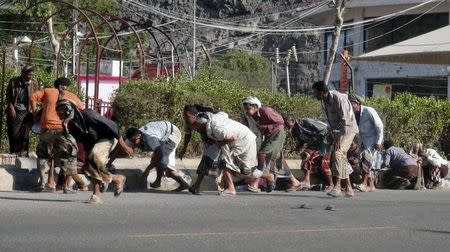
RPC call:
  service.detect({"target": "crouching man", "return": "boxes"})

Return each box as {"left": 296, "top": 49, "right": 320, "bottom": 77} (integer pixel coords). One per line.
{"left": 382, "top": 140, "right": 419, "bottom": 190}
{"left": 125, "top": 121, "right": 191, "bottom": 191}
{"left": 410, "top": 143, "right": 448, "bottom": 189}
{"left": 284, "top": 115, "right": 333, "bottom": 191}
{"left": 56, "top": 100, "right": 130, "bottom": 204}
{"left": 194, "top": 112, "right": 260, "bottom": 196}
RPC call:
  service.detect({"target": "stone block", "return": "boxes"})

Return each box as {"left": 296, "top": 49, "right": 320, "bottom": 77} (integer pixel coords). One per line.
{"left": 15, "top": 157, "right": 37, "bottom": 170}
{"left": 0, "top": 168, "right": 14, "bottom": 191}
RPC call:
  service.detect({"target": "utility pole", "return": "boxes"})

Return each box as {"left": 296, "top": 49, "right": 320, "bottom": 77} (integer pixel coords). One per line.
{"left": 285, "top": 49, "right": 292, "bottom": 97}
{"left": 192, "top": 0, "right": 196, "bottom": 77}
{"left": 72, "top": 0, "right": 78, "bottom": 76}
{"left": 0, "top": 48, "right": 6, "bottom": 149}
{"left": 323, "top": 0, "right": 347, "bottom": 85}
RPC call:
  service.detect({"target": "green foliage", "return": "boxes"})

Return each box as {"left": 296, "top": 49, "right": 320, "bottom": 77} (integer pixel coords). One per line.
{"left": 113, "top": 72, "right": 450, "bottom": 157}
{"left": 112, "top": 69, "right": 322, "bottom": 156}
{"left": 365, "top": 93, "right": 450, "bottom": 153}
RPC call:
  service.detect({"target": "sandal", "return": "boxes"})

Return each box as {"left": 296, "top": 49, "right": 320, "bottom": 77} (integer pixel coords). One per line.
{"left": 287, "top": 182, "right": 311, "bottom": 192}
{"left": 35, "top": 183, "right": 56, "bottom": 193}
{"left": 247, "top": 185, "right": 261, "bottom": 193}
{"left": 327, "top": 188, "right": 343, "bottom": 198}
{"left": 323, "top": 185, "right": 334, "bottom": 193}
{"left": 63, "top": 187, "right": 77, "bottom": 194}
{"left": 86, "top": 195, "right": 103, "bottom": 204}
{"left": 354, "top": 184, "right": 368, "bottom": 192}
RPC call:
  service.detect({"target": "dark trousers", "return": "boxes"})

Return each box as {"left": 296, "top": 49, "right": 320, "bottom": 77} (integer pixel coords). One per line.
{"left": 384, "top": 165, "right": 419, "bottom": 190}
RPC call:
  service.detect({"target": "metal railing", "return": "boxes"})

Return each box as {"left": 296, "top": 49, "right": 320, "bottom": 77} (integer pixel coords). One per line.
{"left": 87, "top": 97, "right": 112, "bottom": 117}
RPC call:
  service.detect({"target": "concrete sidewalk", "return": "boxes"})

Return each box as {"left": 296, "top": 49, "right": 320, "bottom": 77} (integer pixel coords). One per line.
{"left": 0, "top": 157, "right": 304, "bottom": 192}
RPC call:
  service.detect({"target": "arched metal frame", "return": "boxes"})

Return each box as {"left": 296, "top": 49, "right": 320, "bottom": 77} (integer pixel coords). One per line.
{"left": 82, "top": 15, "right": 146, "bottom": 81}
{"left": 10, "top": 0, "right": 182, "bottom": 110}
{"left": 75, "top": 14, "right": 143, "bottom": 102}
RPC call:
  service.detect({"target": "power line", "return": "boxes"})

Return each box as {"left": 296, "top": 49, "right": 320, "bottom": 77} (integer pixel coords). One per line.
{"left": 125, "top": 0, "right": 442, "bottom": 33}
{"left": 214, "top": 0, "right": 446, "bottom": 57}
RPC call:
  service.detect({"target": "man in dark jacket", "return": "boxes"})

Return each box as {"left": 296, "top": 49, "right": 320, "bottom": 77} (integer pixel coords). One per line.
{"left": 6, "top": 65, "right": 38, "bottom": 156}
{"left": 285, "top": 115, "right": 333, "bottom": 191}
{"left": 56, "top": 99, "right": 132, "bottom": 204}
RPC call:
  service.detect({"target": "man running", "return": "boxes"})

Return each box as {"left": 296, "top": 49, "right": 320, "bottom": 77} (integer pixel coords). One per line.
{"left": 242, "top": 96, "right": 301, "bottom": 193}
{"left": 31, "top": 77, "right": 83, "bottom": 192}
{"left": 181, "top": 105, "right": 225, "bottom": 195}
{"left": 125, "top": 121, "right": 190, "bottom": 191}
{"left": 192, "top": 112, "right": 260, "bottom": 195}
{"left": 56, "top": 99, "right": 130, "bottom": 203}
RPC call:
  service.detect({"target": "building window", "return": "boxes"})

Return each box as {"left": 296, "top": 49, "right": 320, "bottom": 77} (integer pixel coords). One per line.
{"left": 367, "top": 77, "right": 448, "bottom": 99}
{"left": 364, "top": 13, "right": 449, "bottom": 53}
{"left": 324, "top": 25, "right": 354, "bottom": 62}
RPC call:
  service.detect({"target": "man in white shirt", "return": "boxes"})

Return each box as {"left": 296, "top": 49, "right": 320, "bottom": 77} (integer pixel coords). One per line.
{"left": 410, "top": 143, "right": 448, "bottom": 189}
{"left": 194, "top": 112, "right": 260, "bottom": 196}
{"left": 348, "top": 94, "right": 384, "bottom": 192}
{"left": 125, "top": 121, "right": 190, "bottom": 191}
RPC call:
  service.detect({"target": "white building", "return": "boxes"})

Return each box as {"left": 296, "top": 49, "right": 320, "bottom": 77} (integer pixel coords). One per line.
{"left": 304, "top": 0, "right": 450, "bottom": 99}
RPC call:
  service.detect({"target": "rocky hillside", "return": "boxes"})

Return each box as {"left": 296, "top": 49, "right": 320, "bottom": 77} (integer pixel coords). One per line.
{"left": 120, "top": 0, "right": 321, "bottom": 92}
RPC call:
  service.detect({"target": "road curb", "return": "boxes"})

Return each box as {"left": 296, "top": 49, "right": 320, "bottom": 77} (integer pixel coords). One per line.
{"left": 0, "top": 157, "right": 305, "bottom": 191}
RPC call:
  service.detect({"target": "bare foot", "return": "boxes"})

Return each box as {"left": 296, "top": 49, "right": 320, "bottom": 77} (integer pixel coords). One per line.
{"left": 219, "top": 189, "right": 236, "bottom": 196}
{"left": 345, "top": 188, "right": 354, "bottom": 198}
{"left": 45, "top": 183, "right": 56, "bottom": 190}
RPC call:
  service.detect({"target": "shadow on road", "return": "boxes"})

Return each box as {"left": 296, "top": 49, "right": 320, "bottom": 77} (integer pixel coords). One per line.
{"left": 0, "top": 196, "right": 79, "bottom": 203}
{"left": 414, "top": 229, "right": 450, "bottom": 235}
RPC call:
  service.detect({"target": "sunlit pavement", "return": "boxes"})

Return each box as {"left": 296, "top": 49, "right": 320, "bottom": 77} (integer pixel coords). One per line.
{"left": 0, "top": 189, "right": 449, "bottom": 252}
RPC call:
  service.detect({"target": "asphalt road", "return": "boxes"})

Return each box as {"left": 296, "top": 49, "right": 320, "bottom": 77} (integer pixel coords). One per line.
{"left": 0, "top": 189, "right": 449, "bottom": 252}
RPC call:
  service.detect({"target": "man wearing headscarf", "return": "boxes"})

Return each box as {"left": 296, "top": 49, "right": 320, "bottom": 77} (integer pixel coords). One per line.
{"left": 6, "top": 65, "right": 38, "bottom": 156}
{"left": 30, "top": 77, "right": 84, "bottom": 192}
{"left": 242, "top": 96, "right": 301, "bottom": 193}
{"left": 56, "top": 99, "right": 130, "bottom": 204}
{"left": 348, "top": 93, "right": 384, "bottom": 192}
{"left": 191, "top": 111, "right": 260, "bottom": 196}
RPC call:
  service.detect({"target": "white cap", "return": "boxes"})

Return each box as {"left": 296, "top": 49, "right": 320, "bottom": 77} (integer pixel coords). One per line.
{"left": 242, "top": 96, "right": 262, "bottom": 108}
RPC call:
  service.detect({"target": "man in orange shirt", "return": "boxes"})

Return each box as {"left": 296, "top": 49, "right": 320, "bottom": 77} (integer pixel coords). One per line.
{"left": 30, "top": 77, "right": 84, "bottom": 192}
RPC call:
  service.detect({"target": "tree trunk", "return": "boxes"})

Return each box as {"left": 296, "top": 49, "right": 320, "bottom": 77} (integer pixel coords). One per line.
{"left": 47, "top": 11, "right": 60, "bottom": 71}
{"left": 323, "top": 0, "right": 346, "bottom": 85}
